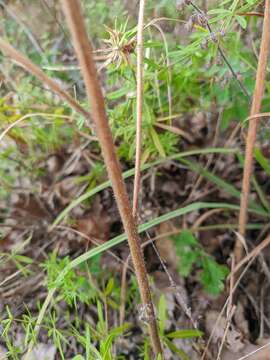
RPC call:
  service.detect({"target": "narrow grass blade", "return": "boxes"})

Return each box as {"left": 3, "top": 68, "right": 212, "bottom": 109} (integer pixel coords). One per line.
{"left": 179, "top": 158, "right": 269, "bottom": 216}
{"left": 55, "top": 201, "right": 262, "bottom": 283}
{"left": 51, "top": 148, "right": 237, "bottom": 229}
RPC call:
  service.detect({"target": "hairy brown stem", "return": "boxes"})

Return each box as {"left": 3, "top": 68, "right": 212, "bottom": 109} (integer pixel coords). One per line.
{"left": 0, "top": 38, "right": 90, "bottom": 121}
{"left": 133, "top": 0, "right": 146, "bottom": 218}
{"left": 235, "top": 0, "right": 270, "bottom": 264}
{"left": 60, "top": 0, "right": 162, "bottom": 356}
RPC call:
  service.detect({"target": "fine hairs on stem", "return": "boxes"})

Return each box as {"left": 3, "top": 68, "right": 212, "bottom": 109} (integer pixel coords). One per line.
{"left": 235, "top": 0, "right": 270, "bottom": 264}
{"left": 60, "top": 0, "right": 163, "bottom": 356}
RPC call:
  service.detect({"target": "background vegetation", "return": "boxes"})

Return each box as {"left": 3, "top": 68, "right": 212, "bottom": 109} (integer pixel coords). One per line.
{"left": 0, "top": 0, "right": 270, "bottom": 359}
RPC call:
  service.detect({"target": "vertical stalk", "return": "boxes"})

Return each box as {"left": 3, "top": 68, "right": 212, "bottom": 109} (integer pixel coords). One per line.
{"left": 235, "top": 0, "right": 270, "bottom": 264}
{"left": 133, "top": 0, "right": 146, "bottom": 217}
{"left": 60, "top": 0, "right": 162, "bottom": 356}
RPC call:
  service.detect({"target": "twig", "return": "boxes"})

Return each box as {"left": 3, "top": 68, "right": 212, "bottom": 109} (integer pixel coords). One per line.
{"left": 231, "top": 234, "right": 270, "bottom": 278}
{"left": 235, "top": 0, "right": 270, "bottom": 264}
{"left": 216, "top": 305, "right": 236, "bottom": 360}
{"left": 201, "top": 258, "right": 255, "bottom": 360}
{"left": 133, "top": 0, "right": 146, "bottom": 218}
{"left": 0, "top": 37, "right": 90, "bottom": 121}
{"left": 191, "top": 208, "right": 224, "bottom": 230}
{"left": 60, "top": 0, "right": 163, "bottom": 356}
{"left": 236, "top": 341, "right": 270, "bottom": 360}
{"left": 0, "top": 0, "right": 44, "bottom": 57}
{"left": 216, "top": 255, "right": 236, "bottom": 359}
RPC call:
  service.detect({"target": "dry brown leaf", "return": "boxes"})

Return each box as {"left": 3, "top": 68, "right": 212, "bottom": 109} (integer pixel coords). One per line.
{"left": 155, "top": 222, "right": 178, "bottom": 268}
{"left": 76, "top": 197, "right": 110, "bottom": 243}
{"left": 222, "top": 339, "right": 270, "bottom": 360}
{"left": 205, "top": 310, "right": 245, "bottom": 353}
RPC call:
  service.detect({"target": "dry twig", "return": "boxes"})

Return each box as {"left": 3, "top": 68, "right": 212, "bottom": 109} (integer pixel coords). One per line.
{"left": 60, "top": 0, "right": 162, "bottom": 356}
{"left": 231, "top": 234, "right": 270, "bottom": 278}
{"left": 0, "top": 37, "right": 90, "bottom": 121}
{"left": 235, "top": 0, "right": 270, "bottom": 263}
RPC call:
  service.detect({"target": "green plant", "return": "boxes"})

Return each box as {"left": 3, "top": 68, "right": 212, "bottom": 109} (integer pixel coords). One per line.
{"left": 172, "top": 230, "right": 229, "bottom": 295}
{"left": 43, "top": 252, "right": 99, "bottom": 307}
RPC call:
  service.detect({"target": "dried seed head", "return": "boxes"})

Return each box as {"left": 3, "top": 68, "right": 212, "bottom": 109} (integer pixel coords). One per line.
{"left": 197, "top": 12, "right": 208, "bottom": 27}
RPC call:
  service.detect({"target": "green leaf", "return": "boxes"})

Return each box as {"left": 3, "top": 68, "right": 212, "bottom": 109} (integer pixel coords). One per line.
{"left": 104, "top": 278, "right": 114, "bottom": 296}
{"left": 254, "top": 147, "right": 270, "bottom": 176}
{"left": 108, "top": 323, "right": 130, "bottom": 337}
{"left": 179, "top": 250, "right": 199, "bottom": 277}
{"left": 150, "top": 127, "right": 166, "bottom": 157}
{"left": 54, "top": 200, "right": 265, "bottom": 286}
{"left": 235, "top": 15, "right": 247, "bottom": 29}
{"left": 51, "top": 148, "right": 239, "bottom": 230}
{"left": 72, "top": 356, "right": 85, "bottom": 360}
{"left": 164, "top": 338, "right": 190, "bottom": 360}
{"left": 158, "top": 295, "right": 167, "bottom": 335}
{"left": 106, "top": 86, "right": 131, "bottom": 100}
{"left": 200, "top": 257, "right": 229, "bottom": 295}
{"left": 13, "top": 255, "right": 33, "bottom": 264}
{"left": 172, "top": 230, "right": 199, "bottom": 276}
{"left": 208, "top": 9, "right": 231, "bottom": 15}
{"left": 179, "top": 158, "right": 267, "bottom": 216}
{"left": 166, "top": 329, "right": 203, "bottom": 339}
{"left": 175, "top": 230, "right": 197, "bottom": 246}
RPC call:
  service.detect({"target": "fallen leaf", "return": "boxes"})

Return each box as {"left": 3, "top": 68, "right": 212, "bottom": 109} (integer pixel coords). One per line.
{"left": 205, "top": 310, "right": 244, "bottom": 353}
{"left": 155, "top": 222, "right": 179, "bottom": 268}
{"left": 222, "top": 340, "right": 270, "bottom": 360}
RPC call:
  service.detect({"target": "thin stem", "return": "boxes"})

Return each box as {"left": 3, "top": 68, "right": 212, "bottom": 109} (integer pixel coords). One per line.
{"left": 0, "top": 0, "right": 44, "bottom": 57}
{"left": 189, "top": 1, "right": 250, "bottom": 100}
{"left": 235, "top": 0, "right": 270, "bottom": 264}
{"left": 60, "top": 0, "right": 163, "bottom": 356}
{"left": 231, "top": 234, "right": 270, "bottom": 279}
{"left": 0, "top": 37, "right": 90, "bottom": 121}
{"left": 133, "top": 0, "right": 146, "bottom": 218}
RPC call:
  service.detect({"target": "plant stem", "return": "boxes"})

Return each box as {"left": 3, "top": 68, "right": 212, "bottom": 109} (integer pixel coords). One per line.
{"left": 235, "top": 0, "right": 270, "bottom": 264}
{"left": 133, "top": 0, "right": 146, "bottom": 218}
{"left": 60, "top": 0, "right": 163, "bottom": 356}
{"left": 189, "top": 1, "right": 250, "bottom": 100}
{"left": 0, "top": 38, "right": 90, "bottom": 121}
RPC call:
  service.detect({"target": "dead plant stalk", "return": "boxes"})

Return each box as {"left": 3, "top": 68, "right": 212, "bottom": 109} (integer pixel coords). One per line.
{"left": 235, "top": 0, "right": 270, "bottom": 264}
{"left": 0, "top": 38, "right": 90, "bottom": 121}
{"left": 133, "top": 0, "right": 146, "bottom": 217}
{"left": 60, "top": 0, "right": 162, "bottom": 356}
